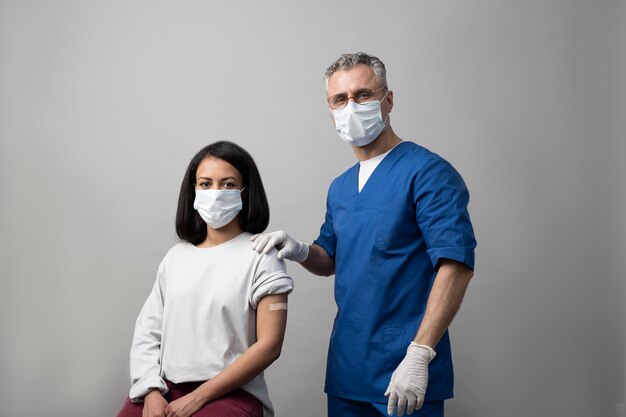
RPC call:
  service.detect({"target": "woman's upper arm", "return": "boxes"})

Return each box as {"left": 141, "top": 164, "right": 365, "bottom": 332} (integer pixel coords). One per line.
{"left": 255, "top": 293, "right": 288, "bottom": 350}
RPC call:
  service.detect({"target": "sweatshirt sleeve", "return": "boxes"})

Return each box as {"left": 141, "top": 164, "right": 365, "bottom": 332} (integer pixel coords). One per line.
{"left": 128, "top": 259, "right": 169, "bottom": 402}
{"left": 249, "top": 249, "right": 294, "bottom": 309}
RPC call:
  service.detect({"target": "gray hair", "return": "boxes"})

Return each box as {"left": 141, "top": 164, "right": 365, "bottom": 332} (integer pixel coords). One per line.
{"left": 324, "top": 52, "right": 387, "bottom": 90}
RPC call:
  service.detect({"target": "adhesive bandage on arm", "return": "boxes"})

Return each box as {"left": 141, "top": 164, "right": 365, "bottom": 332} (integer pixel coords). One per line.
{"left": 269, "top": 303, "right": 288, "bottom": 311}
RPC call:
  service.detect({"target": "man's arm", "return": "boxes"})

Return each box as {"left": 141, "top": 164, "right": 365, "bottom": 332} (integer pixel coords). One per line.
{"left": 414, "top": 259, "right": 473, "bottom": 347}
{"left": 385, "top": 259, "right": 473, "bottom": 416}
{"left": 250, "top": 232, "right": 335, "bottom": 277}
{"left": 301, "top": 243, "right": 335, "bottom": 277}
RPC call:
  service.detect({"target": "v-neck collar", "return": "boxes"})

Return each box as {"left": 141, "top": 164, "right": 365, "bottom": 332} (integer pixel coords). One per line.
{"left": 351, "top": 141, "right": 411, "bottom": 201}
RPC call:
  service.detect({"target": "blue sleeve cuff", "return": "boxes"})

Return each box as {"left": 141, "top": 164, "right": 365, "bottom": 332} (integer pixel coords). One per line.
{"left": 427, "top": 246, "right": 475, "bottom": 271}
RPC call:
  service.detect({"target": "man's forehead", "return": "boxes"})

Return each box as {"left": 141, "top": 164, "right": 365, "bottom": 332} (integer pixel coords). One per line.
{"left": 328, "top": 65, "right": 377, "bottom": 92}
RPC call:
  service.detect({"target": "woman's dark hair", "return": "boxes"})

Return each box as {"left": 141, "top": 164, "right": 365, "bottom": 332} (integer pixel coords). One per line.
{"left": 176, "top": 141, "right": 270, "bottom": 245}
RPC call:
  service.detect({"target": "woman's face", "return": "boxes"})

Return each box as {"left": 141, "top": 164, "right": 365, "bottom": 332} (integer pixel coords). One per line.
{"left": 195, "top": 156, "right": 243, "bottom": 191}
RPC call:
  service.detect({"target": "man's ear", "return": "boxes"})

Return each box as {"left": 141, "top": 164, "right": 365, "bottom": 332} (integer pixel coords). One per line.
{"left": 385, "top": 90, "right": 394, "bottom": 113}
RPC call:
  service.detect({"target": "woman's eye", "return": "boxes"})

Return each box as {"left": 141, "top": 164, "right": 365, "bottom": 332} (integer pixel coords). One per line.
{"left": 223, "top": 182, "right": 234, "bottom": 189}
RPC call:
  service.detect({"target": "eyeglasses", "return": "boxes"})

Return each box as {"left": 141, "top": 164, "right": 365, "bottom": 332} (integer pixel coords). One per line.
{"left": 327, "top": 86, "right": 387, "bottom": 110}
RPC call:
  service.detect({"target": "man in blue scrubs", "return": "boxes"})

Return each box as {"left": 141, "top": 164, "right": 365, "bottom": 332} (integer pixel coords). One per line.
{"left": 251, "top": 52, "right": 476, "bottom": 417}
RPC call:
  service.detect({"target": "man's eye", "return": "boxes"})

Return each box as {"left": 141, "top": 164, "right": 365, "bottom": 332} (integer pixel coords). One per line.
{"left": 356, "top": 91, "right": 372, "bottom": 100}
{"left": 332, "top": 96, "right": 347, "bottom": 105}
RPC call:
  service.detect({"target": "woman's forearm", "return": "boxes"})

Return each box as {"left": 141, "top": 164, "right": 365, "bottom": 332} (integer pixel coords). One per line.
{"left": 192, "top": 338, "right": 281, "bottom": 403}
{"left": 191, "top": 294, "right": 288, "bottom": 405}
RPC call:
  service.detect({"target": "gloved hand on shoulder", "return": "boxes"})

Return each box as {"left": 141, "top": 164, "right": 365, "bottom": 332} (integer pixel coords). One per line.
{"left": 250, "top": 231, "right": 309, "bottom": 262}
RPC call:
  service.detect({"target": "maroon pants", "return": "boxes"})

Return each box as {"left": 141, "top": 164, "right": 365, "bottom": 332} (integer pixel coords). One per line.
{"left": 116, "top": 380, "right": 263, "bottom": 417}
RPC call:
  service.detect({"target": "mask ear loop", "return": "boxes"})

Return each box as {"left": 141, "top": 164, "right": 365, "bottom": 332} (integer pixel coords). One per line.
{"left": 239, "top": 188, "right": 248, "bottom": 218}
{"left": 380, "top": 90, "right": 391, "bottom": 127}
{"left": 237, "top": 187, "right": 247, "bottom": 231}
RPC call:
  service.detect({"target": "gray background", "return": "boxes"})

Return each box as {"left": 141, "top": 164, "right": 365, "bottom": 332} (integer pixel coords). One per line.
{"left": 1, "top": 1, "right": 624, "bottom": 416}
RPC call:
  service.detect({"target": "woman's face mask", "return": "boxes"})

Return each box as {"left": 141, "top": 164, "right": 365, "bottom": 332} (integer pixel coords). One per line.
{"left": 193, "top": 189, "right": 243, "bottom": 229}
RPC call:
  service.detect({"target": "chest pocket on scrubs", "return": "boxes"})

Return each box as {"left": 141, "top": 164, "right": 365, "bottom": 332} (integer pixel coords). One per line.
{"left": 375, "top": 200, "right": 419, "bottom": 250}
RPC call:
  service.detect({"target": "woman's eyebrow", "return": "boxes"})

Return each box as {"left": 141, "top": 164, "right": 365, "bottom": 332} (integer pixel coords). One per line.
{"left": 196, "top": 176, "right": 238, "bottom": 181}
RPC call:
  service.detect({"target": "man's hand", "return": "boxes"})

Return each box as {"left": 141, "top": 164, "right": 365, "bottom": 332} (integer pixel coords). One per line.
{"left": 384, "top": 342, "right": 436, "bottom": 416}
{"left": 250, "top": 231, "right": 309, "bottom": 262}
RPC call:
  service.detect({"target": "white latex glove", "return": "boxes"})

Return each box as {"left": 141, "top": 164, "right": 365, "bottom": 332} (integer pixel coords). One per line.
{"left": 250, "top": 231, "right": 309, "bottom": 262}
{"left": 384, "top": 342, "right": 436, "bottom": 416}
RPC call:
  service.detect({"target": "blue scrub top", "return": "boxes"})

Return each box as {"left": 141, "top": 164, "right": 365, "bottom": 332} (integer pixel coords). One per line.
{"left": 314, "top": 141, "right": 476, "bottom": 403}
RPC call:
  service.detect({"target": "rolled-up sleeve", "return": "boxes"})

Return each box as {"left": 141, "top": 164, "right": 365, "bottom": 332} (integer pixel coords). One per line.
{"left": 128, "top": 261, "right": 169, "bottom": 402}
{"left": 249, "top": 250, "right": 294, "bottom": 309}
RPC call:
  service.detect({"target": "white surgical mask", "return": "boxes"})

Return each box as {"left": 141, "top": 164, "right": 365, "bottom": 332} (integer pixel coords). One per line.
{"left": 332, "top": 91, "right": 389, "bottom": 147}
{"left": 193, "top": 189, "right": 243, "bottom": 229}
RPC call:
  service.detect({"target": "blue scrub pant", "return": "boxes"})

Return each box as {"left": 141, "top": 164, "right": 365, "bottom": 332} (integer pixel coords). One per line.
{"left": 327, "top": 394, "right": 444, "bottom": 417}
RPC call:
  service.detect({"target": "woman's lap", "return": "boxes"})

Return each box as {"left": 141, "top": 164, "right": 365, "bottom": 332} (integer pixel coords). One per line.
{"left": 116, "top": 381, "right": 263, "bottom": 417}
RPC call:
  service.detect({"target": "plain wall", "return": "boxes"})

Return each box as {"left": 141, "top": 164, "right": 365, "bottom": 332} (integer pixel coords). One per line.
{"left": 0, "top": 1, "right": 624, "bottom": 416}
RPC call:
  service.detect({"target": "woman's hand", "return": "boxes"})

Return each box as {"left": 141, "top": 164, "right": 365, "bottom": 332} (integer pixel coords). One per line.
{"left": 164, "top": 393, "right": 205, "bottom": 417}
{"left": 143, "top": 390, "right": 168, "bottom": 417}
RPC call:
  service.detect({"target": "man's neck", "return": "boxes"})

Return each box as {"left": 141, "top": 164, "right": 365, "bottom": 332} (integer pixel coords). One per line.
{"left": 352, "top": 127, "right": 402, "bottom": 162}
